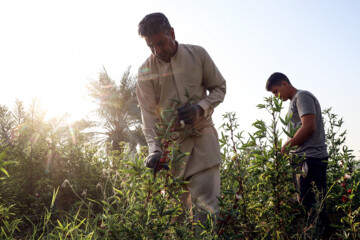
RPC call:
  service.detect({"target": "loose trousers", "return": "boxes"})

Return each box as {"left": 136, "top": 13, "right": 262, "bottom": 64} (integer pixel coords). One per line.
{"left": 173, "top": 164, "right": 220, "bottom": 223}
{"left": 299, "top": 156, "right": 328, "bottom": 211}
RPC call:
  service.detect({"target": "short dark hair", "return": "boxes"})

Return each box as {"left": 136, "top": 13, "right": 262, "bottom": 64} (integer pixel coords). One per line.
{"left": 138, "top": 12, "right": 172, "bottom": 37}
{"left": 266, "top": 72, "right": 291, "bottom": 91}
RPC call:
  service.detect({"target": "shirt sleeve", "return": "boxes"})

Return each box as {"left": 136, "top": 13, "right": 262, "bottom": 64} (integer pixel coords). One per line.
{"left": 136, "top": 71, "right": 162, "bottom": 154}
{"left": 196, "top": 47, "right": 227, "bottom": 117}
{"left": 296, "top": 92, "right": 316, "bottom": 117}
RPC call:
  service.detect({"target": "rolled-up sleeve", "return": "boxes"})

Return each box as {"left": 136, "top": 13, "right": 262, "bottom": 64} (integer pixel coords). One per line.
{"left": 136, "top": 71, "right": 162, "bottom": 153}
{"left": 196, "top": 47, "right": 226, "bottom": 117}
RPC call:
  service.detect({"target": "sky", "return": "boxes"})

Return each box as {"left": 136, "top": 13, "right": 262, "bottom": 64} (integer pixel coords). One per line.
{"left": 1, "top": 0, "right": 359, "bottom": 157}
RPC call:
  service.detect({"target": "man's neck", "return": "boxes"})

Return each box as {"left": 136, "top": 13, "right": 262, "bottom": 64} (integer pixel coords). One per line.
{"left": 289, "top": 87, "right": 298, "bottom": 100}
{"left": 171, "top": 41, "right": 179, "bottom": 57}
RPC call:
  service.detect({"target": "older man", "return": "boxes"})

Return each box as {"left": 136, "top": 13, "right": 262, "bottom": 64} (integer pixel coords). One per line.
{"left": 136, "top": 12, "right": 226, "bottom": 218}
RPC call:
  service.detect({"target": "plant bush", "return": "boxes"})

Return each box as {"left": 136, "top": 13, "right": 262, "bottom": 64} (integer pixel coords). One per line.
{"left": 0, "top": 96, "right": 359, "bottom": 239}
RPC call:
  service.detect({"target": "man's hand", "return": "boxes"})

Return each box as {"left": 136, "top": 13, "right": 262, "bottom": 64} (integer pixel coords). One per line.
{"left": 281, "top": 114, "right": 316, "bottom": 157}
{"left": 281, "top": 138, "right": 293, "bottom": 156}
{"left": 177, "top": 104, "right": 204, "bottom": 125}
{"left": 144, "top": 151, "right": 169, "bottom": 171}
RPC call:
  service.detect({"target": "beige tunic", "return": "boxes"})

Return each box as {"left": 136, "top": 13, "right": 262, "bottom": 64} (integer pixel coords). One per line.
{"left": 137, "top": 43, "right": 226, "bottom": 179}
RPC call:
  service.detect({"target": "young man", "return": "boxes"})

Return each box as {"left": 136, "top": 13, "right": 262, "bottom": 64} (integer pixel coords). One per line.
{"left": 136, "top": 13, "right": 226, "bottom": 219}
{"left": 266, "top": 72, "right": 328, "bottom": 212}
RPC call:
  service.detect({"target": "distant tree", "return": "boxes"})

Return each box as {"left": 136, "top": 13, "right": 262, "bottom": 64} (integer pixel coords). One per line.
{"left": 13, "top": 99, "right": 27, "bottom": 126}
{"left": 88, "top": 67, "right": 146, "bottom": 151}
{"left": 0, "top": 104, "right": 15, "bottom": 146}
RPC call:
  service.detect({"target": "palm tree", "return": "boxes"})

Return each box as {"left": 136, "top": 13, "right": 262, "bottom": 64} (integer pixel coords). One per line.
{"left": 88, "top": 67, "right": 146, "bottom": 151}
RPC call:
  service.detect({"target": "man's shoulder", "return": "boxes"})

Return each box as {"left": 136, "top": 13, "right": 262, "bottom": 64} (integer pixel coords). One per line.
{"left": 179, "top": 43, "right": 205, "bottom": 50}
{"left": 296, "top": 90, "right": 317, "bottom": 101}
{"left": 138, "top": 54, "right": 158, "bottom": 76}
{"left": 294, "top": 90, "right": 320, "bottom": 109}
{"left": 138, "top": 55, "right": 158, "bottom": 82}
{"left": 177, "top": 44, "right": 210, "bottom": 63}
{"left": 139, "top": 54, "right": 156, "bottom": 70}
{"left": 179, "top": 43, "right": 206, "bottom": 54}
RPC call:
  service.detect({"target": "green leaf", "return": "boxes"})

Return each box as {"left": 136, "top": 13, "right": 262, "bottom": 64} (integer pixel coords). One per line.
{"left": 279, "top": 117, "right": 287, "bottom": 126}
{"left": 0, "top": 167, "right": 9, "bottom": 177}
{"left": 282, "top": 127, "right": 292, "bottom": 138}
{"left": 257, "top": 104, "right": 265, "bottom": 109}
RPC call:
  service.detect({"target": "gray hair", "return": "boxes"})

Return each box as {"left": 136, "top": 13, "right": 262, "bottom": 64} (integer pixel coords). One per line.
{"left": 138, "top": 12, "right": 172, "bottom": 37}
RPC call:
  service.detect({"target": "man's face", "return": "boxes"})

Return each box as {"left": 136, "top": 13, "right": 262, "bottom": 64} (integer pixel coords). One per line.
{"left": 144, "top": 28, "right": 177, "bottom": 62}
{"left": 269, "top": 82, "right": 290, "bottom": 101}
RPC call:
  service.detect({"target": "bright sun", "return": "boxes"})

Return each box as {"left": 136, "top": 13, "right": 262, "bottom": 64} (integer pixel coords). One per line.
{"left": 34, "top": 79, "right": 95, "bottom": 121}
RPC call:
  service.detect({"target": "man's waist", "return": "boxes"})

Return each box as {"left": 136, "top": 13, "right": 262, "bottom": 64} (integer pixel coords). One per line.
{"left": 290, "top": 147, "right": 328, "bottom": 159}
{"left": 177, "top": 116, "right": 214, "bottom": 140}
{"left": 192, "top": 116, "right": 214, "bottom": 129}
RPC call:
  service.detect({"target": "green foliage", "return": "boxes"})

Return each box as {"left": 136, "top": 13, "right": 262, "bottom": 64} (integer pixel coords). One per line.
{"left": 322, "top": 108, "right": 360, "bottom": 239}
{"left": 217, "top": 96, "right": 304, "bottom": 239}
{"left": 0, "top": 147, "right": 21, "bottom": 238}
{"left": 0, "top": 95, "right": 359, "bottom": 239}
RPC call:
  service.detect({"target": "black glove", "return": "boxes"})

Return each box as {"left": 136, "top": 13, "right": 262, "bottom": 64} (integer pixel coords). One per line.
{"left": 144, "top": 151, "right": 169, "bottom": 171}
{"left": 177, "top": 104, "right": 204, "bottom": 125}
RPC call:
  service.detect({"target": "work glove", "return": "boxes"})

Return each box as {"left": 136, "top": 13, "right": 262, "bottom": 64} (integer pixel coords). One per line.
{"left": 144, "top": 151, "right": 169, "bottom": 171}
{"left": 177, "top": 104, "right": 204, "bottom": 125}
